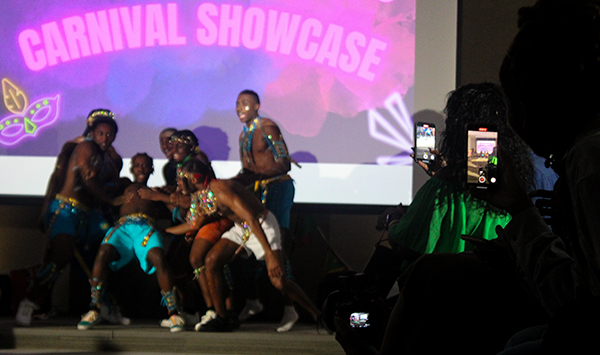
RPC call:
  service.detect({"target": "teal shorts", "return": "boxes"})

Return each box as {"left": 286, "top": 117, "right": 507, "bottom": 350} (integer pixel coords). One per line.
{"left": 45, "top": 197, "right": 110, "bottom": 244}
{"left": 262, "top": 178, "right": 294, "bottom": 229}
{"left": 102, "top": 215, "right": 164, "bottom": 274}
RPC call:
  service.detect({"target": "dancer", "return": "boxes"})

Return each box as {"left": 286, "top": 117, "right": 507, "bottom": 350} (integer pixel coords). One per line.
{"left": 77, "top": 153, "right": 184, "bottom": 332}
{"left": 39, "top": 109, "right": 124, "bottom": 229}
{"left": 16, "top": 111, "right": 124, "bottom": 326}
{"left": 164, "top": 157, "right": 235, "bottom": 331}
{"left": 158, "top": 127, "right": 177, "bottom": 191}
{"left": 141, "top": 130, "right": 225, "bottom": 329}
{"left": 167, "top": 158, "right": 323, "bottom": 332}
{"left": 233, "top": 89, "right": 300, "bottom": 332}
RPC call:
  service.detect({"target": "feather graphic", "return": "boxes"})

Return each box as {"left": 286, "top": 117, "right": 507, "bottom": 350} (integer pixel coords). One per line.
{"left": 2, "top": 78, "right": 29, "bottom": 114}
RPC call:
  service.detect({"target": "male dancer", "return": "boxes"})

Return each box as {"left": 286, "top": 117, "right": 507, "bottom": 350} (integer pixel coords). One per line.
{"left": 16, "top": 113, "right": 124, "bottom": 326}
{"left": 77, "top": 153, "right": 185, "bottom": 332}
{"left": 233, "top": 90, "right": 299, "bottom": 332}
{"left": 140, "top": 130, "right": 227, "bottom": 329}
{"left": 39, "top": 109, "right": 124, "bottom": 229}
{"left": 142, "top": 130, "right": 213, "bottom": 204}
{"left": 158, "top": 127, "right": 177, "bottom": 191}
{"left": 167, "top": 158, "right": 323, "bottom": 332}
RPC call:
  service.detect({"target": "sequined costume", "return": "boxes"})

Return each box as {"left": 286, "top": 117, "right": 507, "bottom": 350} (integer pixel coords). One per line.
{"left": 102, "top": 213, "right": 164, "bottom": 274}
{"left": 221, "top": 211, "right": 282, "bottom": 260}
{"left": 239, "top": 117, "right": 295, "bottom": 229}
{"left": 187, "top": 187, "right": 219, "bottom": 223}
{"left": 185, "top": 187, "right": 233, "bottom": 243}
{"left": 44, "top": 194, "right": 111, "bottom": 244}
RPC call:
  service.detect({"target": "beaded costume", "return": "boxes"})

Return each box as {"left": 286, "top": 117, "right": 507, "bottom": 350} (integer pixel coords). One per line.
{"left": 238, "top": 117, "right": 296, "bottom": 228}
{"left": 187, "top": 187, "right": 218, "bottom": 226}
{"left": 240, "top": 117, "right": 294, "bottom": 165}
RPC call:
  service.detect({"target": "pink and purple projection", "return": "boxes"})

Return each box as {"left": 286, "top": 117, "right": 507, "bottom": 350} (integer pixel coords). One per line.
{"left": 477, "top": 140, "right": 496, "bottom": 155}
{"left": 0, "top": 0, "right": 415, "bottom": 168}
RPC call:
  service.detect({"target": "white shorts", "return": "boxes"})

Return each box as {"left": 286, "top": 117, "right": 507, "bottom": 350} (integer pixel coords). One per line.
{"left": 221, "top": 211, "right": 281, "bottom": 260}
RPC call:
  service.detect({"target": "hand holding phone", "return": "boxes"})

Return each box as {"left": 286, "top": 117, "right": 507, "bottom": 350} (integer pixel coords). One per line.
{"left": 414, "top": 122, "right": 436, "bottom": 164}
{"left": 469, "top": 145, "right": 535, "bottom": 215}
{"left": 414, "top": 148, "right": 446, "bottom": 176}
{"left": 465, "top": 124, "right": 498, "bottom": 189}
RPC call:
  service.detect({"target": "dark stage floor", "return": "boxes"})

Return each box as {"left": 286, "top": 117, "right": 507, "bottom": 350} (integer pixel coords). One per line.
{"left": 0, "top": 316, "right": 343, "bottom": 355}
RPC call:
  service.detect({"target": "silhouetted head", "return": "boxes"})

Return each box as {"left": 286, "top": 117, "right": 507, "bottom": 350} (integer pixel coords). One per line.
{"left": 500, "top": 0, "right": 600, "bottom": 158}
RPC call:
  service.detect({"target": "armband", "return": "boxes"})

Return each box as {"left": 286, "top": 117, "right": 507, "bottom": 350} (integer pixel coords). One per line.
{"left": 265, "top": 135, "right": 290, "bottom": 161}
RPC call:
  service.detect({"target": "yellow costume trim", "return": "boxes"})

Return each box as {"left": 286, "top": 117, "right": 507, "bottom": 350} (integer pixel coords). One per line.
{"left": 55, "top": 194, "right": 89, "bottom": 212}
{"left": 253, "top": 174, "right": 292, "bottom": 204}
{"left": 86, "top": 109, "right": 114, "bottom": 127}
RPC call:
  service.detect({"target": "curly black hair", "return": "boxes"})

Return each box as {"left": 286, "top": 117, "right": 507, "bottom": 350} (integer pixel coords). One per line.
{"left": 440, "top": 82, "right": 534, "bottom": 191}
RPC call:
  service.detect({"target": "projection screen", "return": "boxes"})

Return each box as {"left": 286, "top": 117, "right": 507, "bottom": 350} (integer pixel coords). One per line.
{"left": 0, "top": 0, "right": 456, "bottom": 205}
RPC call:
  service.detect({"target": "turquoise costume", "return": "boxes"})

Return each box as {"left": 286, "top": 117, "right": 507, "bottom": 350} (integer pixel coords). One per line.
{"left": 240, "top": 117, "right": 295, "bottom": 229}
{"left": 102, "top": 213, "right": 164, "bottom": 274}
{"left": 45, "top": 194, "right": 110, "bottom": 244}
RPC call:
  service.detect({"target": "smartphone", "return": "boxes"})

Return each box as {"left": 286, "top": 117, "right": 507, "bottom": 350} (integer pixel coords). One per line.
{"left": 414, "top": 122, "right": 436, "bottom": 163}
{"left": 349, "top": 312, "right": 371, "bottom": 328}
{"left": 466, "top": 124, "right": 498, "bottom": 189}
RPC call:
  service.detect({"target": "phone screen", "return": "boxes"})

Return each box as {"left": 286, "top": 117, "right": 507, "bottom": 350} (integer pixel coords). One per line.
{"left": 349, "top": 312, "right": 370, "bottom": 328}
{"left": 466, "top": 125, "right": 498, "bottom": 188}
{"left": 415, "top": 122, "right": 436, "bottom": 162}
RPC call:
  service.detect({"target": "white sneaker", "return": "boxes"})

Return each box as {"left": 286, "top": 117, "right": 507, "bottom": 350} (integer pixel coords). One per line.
{"left": 160, "top": 317, "right": 171, "bottom": 328}
{"left": 77, "top": 310, "right": 100, "bottom": 330}
{"left": 160, "top": 311, "right": 197, "bottom": 328}
{"left": 15, "top": 299, "right": 38, "bottom": 326}
{"left": 276, "top": 306, "right": 299, "bottom": 332}
{"left": 195, "top": 309, "right": 217, "bottom": 331}
{"left": 168, "top": 314, "right": 184, "bottom": 333}
{"left": 99, "top": 303, "right": 131, "bottom": 326}
{"left": 238, "top": 299, "right": 264, "bottom": 321}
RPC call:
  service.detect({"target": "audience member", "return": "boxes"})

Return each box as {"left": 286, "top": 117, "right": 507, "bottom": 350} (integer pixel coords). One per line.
{"left": 493, "top": 0, "right": 600, "bottom": 352}
{"left": 335, "top": 83, "right": 542, "bottom": 354}
{"left": 337, "top": 1, "right": 600, "bottom": 354}
{"left": 388, "top": 83, "right": 534, "bottom": 273}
